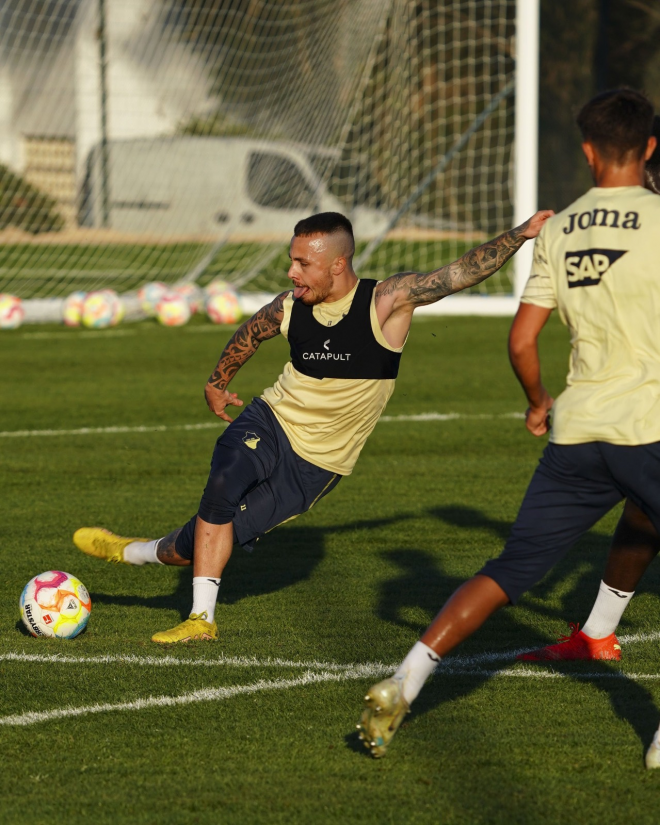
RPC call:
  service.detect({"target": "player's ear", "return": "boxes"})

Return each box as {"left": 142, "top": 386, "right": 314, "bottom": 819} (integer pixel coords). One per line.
{"left": 644, "top": 135, "right": 657, "bottom": 162}
{"left": 581, "top": 141, "right": 596, "bottom": 169}
{"left": 331, "top": 256, "right": 346, "bottom": 277}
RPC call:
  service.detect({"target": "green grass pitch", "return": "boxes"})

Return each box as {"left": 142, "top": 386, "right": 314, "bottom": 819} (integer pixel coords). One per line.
{"left": 2, "top": 313, "right": 660, "bottom": 824}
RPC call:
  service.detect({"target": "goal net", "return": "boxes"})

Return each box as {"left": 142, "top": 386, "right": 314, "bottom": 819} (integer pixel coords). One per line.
{"left": 0, "top": 0, "right": 521, "bottom": 311}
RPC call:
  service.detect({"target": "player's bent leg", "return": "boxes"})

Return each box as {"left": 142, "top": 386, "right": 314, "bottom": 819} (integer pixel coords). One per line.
{"left": 359, "top": 444, "right": 623, "bottom": 756}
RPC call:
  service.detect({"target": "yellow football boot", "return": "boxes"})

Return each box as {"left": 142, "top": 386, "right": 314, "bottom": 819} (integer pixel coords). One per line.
{"left": 356, "top": 677, "right": 410, "bottom": 758}
{"left": 73, "top": 527, "right": 149, "bottom": 565}
{"left": 151, "top": 612, "right": 218, "bottom": 644}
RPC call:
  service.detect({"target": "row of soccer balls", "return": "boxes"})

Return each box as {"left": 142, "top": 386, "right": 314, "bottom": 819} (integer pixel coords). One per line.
{"left": 0, "top": 279, "right": 242, "bottom": 330}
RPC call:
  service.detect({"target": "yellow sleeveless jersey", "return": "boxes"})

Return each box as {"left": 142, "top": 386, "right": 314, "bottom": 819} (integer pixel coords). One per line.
{"left": 521, "top": 186, "right": 660, "bottom": 445}
{"left": 261, "top": 280, "right": 404, "bottom": 475}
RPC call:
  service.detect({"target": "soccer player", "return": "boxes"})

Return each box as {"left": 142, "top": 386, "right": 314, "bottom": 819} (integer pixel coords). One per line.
{"left": 357, "top": 89, "right": 660, "bottom": 760}
{"left": 515, "top": 113, "right": 660, "bottom": 666}
{"left": 74, "top": 209, "right": 551, "bottom": 644}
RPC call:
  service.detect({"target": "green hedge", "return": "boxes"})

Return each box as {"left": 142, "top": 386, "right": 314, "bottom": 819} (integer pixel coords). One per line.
{"left": 0, "top": 164, "right": 64, "bottom": 233}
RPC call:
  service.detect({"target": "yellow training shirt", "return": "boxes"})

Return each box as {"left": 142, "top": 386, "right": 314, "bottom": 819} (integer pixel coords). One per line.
{"left": 521, "top": 185, "right": 660, "bottom": 446}
{"left": 261, "top": 281, "right": 403, "bottom": 475}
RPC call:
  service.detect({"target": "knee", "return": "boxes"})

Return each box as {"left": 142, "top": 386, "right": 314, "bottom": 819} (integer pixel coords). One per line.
{"left": 199, "top": 447, "right": 256, "bottom": 524}
{"left": 622, "top": 500, "right": 659, "bottom": 539}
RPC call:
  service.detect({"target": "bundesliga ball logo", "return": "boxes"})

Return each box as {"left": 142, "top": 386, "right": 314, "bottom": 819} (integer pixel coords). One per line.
{"left": 20, "top": 571, "right": 92, "bottom": 639}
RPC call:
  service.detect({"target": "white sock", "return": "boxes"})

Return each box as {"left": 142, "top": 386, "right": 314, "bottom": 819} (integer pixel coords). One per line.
{"left": 123, "top": 539, "right": 163, "bottom": 566}
{"left": 393, "top": 641, "right": 441, "bottom": 706}
{"left": 191, "top": 577, "right": 221, "bottom": 622}
{"left": 582, "top": 580, "right": 634, "bottom": 639}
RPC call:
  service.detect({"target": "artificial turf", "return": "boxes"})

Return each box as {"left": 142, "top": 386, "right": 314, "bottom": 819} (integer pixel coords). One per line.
{"left": 2, "top": 313, "right": 659, "bottom": 824}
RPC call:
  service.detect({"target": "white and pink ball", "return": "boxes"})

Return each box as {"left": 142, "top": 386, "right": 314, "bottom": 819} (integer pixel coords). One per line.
{"left": 138, "top": 281, "right": 169, "bottom": 317}
{"left": 82, "top": 291, "right": 115, "bottom": 329}
{"left": 157, "top": 293, "right": 191, "bottom": 327}
{"left": 173, "top": 283, "right": 203, "bottom": 314}
{"left": 207, "top": 291, "right": 241, "bottom": 325}
{"left": 62, "top": 291, "right": 87, "bottom": 327}
{"left": 205, "top": 278, "right": 234, "bottom": 300}
{"left": 20, "top": 570, "right": 91, "bottom": 639}
{"left": 0, "top": 294, "right": 24, "bottom": 329}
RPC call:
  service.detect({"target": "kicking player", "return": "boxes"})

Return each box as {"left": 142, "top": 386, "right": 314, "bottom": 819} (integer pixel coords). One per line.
{"left": 357, "top": 89, "right": 660, "bottom": 761}
{"left": 74, "top": 209, "right": 551, "bottom": 644}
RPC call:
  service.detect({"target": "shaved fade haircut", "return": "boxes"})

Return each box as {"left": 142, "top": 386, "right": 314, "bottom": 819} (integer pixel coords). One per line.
{"left": 294, "top": 212, "right": 354, "bottom": 243}
{"left": 576, "top": 88, "right": 653, "bottom": 164}
{"left": 645, "top": 115, "right": 660, "bottom": 195}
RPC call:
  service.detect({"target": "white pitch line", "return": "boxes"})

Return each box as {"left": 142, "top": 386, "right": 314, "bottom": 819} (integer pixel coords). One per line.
{"left": 0, "top": 665, "right": 387, "bottom": 728}
{"left": 0, "top": 412, "right": 524, "bottom": 439}
{"left": 379, "top": 412, "right": 525, "bottom": 422}
{"left": 0, "top": 651, "right": 385, "bottom": 672}
{"left": 0, "top": 422, "right": 226, "bottom": 438}
{"left": 3, "top": 662, "right": 660, "bottom": 729}
{"left": 21, "top": 330, "right": 137, "bottom": 340}
{"left": 3, "top": 631, "right": 660, "bottom": 672}
{"left": 441, "top": 667, "right": 660, "bottom": 681}
{"left": 4, "top": 630, "right": 660, "bottom": 727}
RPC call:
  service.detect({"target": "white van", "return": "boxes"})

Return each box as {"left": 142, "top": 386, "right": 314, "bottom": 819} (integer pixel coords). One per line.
{"left": 80, "top": 137, "right": 389, "bottom": 238}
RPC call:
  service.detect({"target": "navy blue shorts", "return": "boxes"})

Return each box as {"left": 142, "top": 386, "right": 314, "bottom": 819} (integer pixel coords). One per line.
{"left": 479, "top": 441, "right": 660, "bottom": 604}
{"left": 175, "top": 398, "right": 341, "bottom": 557}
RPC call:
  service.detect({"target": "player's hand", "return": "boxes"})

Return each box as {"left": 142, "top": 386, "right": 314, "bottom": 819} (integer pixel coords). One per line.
{"left": 204, "top": 384, "right": 244, "bottom": 422}
{"left": 518, "top": 210, "right": 555, "bottom": 240}
{"left": 525, "top": 391, "right": 554, "bottom": 437}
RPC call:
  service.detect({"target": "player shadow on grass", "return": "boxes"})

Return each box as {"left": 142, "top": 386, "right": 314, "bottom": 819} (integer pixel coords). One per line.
{"left": 90, "top": 513, "right": 416, "bottom": 620}
{"left": 349, "top": 505, "right": 660, "bottom": 760}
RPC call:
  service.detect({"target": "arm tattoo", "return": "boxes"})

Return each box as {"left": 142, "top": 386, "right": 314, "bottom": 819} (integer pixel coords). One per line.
{"left": 207, "top": 291, "right": 286, "bottom": 391}
{"left": 377, "top": 224, "right": 527, "bottom": 307}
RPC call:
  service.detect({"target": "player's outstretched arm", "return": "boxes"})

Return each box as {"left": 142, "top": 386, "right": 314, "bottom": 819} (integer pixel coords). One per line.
{"left": 204, "top": 291, "right": 287, "bottom": 421}
{"left": 373, "top": 210, "right": 554, "bottom": 349}
{"left": 377, "top": 210, "right": 554, "bottom": 309}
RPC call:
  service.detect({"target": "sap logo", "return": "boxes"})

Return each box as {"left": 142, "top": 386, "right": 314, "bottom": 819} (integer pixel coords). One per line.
{"left": 563, "top": 209, "right": 641, "bottom": 234}
{"left": 565, "top": 249, "right": 627, "bottom": 288}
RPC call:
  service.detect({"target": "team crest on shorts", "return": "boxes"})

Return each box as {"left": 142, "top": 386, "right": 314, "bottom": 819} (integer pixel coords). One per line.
{"left": 243, "top": 432, "right": 260, "bottom": 450}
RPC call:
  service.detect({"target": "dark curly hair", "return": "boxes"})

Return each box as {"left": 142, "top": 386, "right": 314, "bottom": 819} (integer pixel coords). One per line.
{"left": 576, "top": 88, "right": 654, "bottom": 163}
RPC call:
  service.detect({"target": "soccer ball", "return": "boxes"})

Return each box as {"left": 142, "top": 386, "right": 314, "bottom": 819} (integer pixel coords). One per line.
{"left": 157, "top": 293, "right": 191, "bottom": 326}
{"left": 82, "top": 290, "right": 115, "bottom": 329}
{"left": 20, "top": 571, "right": 92, "bottom": 639}
{"left": 138, "top": 281, "right": 169, "bottom": 317}
{"left": 62, "top": 291, "right": 87, "bottom": 327}
{"left": 205, "top": 278, "right": 234, "bottom": 299}
{"left": 0, "top": 293, "right": 24, "bottom": 329}
{"left": 207, "top": 291, "right": 241, "bottom": 325}
{"left": 99, "top": 289, "right": 125, "bottom": 326}
{"left": 173, "top": 282, "right": 203, "bottom": 314}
